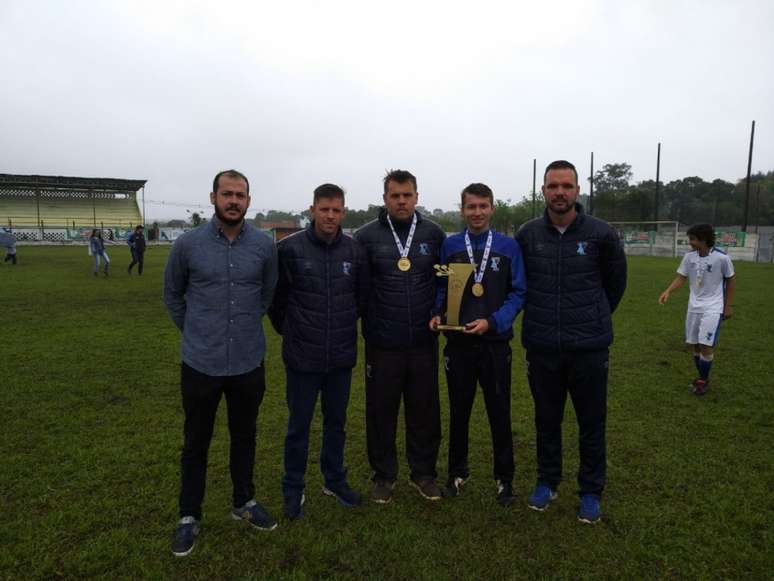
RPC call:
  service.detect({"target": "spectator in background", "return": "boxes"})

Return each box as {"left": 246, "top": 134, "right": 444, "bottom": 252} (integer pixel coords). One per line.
{"left": 127, "top": 225, "right": 146, "bottom": 275}
{"left": 1, "top": 231, "right": 17, "bottom": 265}
{"left": 89, "top": 229, "right": 109, "bottom": 276}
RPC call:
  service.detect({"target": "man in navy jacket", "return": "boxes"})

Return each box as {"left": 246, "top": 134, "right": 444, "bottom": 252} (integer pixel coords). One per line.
{"left": 516, "top": 160, "right": 627, "bottom": 524}
{"left": 269, "top": 183, "right": 366, "bottom": 519}
{"left": 430, "top": 183, "right": 526, "bottom": 506}
{"left": 354, "top": 169, "right": 446, "bottom": 504}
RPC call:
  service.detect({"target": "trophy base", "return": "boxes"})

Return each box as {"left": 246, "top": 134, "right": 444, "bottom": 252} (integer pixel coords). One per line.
{"left": 437, "top": 324, "right": 466, "bottom": 332}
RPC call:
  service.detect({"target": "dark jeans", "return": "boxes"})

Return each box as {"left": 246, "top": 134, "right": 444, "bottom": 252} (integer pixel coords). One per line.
{"left": 178, "top": 361, "right": 265, "bottom": 519}
{"left": 526, "top": 349, "right": 608, "bottom": 497}
{"left": 365, "top": 342, "right": 441, "bottom": 482}
{"left": 445, "top": 340, "right": 514, "bottom": 482}
{"left": 128, "top": 250, "right": 144, "bottom": 274}
{"left": 282, "top": 367, "right": 352, "bottom": 496}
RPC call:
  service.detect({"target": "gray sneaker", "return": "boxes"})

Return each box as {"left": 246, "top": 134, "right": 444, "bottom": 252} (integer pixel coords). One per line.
{"left": 409, "top": 478, "right": 442, "bottom": 501}
{"left": 371, "top": 480, "right": 395, "bottom": 504}
{"left": 231, "top": 499, "right": 278, "bottom": 531}
{"left": 171, "top": 516, "right": 200, "bottom": 557}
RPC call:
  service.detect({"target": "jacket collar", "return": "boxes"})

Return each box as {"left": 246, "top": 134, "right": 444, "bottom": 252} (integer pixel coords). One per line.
{"left": 306, "top": 221, "right": 342, "bottom": 246}
{"left": 378, "top": 207, "right": 424, "bottom": 227}
{"left": 541, "top": 202, "right": 585, "bottom": 232}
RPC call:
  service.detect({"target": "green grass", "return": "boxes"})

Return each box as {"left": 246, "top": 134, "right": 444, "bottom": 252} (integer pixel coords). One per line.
{"left": 1, "top": 246, "right": 772, "bottom": 580}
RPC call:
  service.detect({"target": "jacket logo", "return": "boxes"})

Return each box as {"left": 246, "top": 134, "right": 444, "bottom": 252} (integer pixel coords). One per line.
{"left": 706, "top": 264, "right": 713, "bottom": 272}
{"left": 490, "top": 257, "right": 501, "bottom": 271}
{"left": 419, "top": 243, "right": 430, "bottom": 255}
{"left": 577, "top": 242, "right": 587, "bottom": 255}
{"left": 342, "top": 261, "right": 352, "bottom": 275}
{"left": 444, "top": 356, "right": 450, "bottom": 371}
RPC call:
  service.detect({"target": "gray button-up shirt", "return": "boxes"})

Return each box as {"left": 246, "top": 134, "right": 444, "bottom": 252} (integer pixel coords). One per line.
{"left": 163, "top": 219, "right": 278, "bottom": 377}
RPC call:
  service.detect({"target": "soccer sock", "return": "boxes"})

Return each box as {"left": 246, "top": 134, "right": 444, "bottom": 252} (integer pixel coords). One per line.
{"left": 698, "top": 353, "right": 714, "bottom": 381}
{"left": 693, "top": 353, "right": 701, "bottom": 374}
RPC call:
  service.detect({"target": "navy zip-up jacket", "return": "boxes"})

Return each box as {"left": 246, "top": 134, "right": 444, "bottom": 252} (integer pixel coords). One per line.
{"left": 268, "top": 224, "right": 366, "bottom": 373}
{"left": 354, "top": 209, "right": 445, "bottom": 350}
{"left": 433, "top": 228, "right": 526, "bottom": 343}
{"left": 515, "top": 204, "right": 627, "bottom": 352}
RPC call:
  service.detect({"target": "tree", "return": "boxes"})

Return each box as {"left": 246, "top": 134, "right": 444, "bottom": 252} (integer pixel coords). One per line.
{"left": 592, "top": 163, "right": 633, "bottom": 193}
{"left": 190, "top": 212, "right": 202, "bottom": 226}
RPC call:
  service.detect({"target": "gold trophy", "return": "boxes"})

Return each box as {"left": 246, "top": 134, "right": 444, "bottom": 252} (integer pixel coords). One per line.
{"left": 434, "top": 263, "right": 476, "bottom": 331}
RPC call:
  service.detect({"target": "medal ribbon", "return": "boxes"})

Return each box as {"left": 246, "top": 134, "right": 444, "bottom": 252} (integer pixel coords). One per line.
{"left": 465, "top": 229, "right": 493, "bottom": 285}
{"left": 387, "top": 212, "right": 417, "bottom": 259}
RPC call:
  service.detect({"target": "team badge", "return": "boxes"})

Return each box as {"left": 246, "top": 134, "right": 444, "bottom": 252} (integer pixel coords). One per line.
{"left": 577, "top": 242, "right": 587, "bottom": 255}
{"left": 342, "top": 261, "right": 352, "bottom": 275}
{"left": 490, "top": 256, "right": 501, "bottom": 271}
{"left": 419, "top": 243, "right": 430, "bottom": 255}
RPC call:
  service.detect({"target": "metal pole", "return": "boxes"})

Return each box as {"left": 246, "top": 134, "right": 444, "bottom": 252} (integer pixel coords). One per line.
{"left": 142, "top": 185, "right": 146, "bottom": 225}
{"left": 755, "top": 184, "right": 761, "bottom": 233}
{"left": 654, "top": 142, "right": 661, "bottom": 221}
{"left": 36, "top": 188, "right": 41, "bottom": 236}
{"left": 589, "top": 152, "right": 594, "bottom": 215}
{"left": 92, "top": 191, "right": 97, "bottom": 226}
{"left": 742, "top": 120, "right": 755, "bottom": 232}
{"left": 531, "top": 158, "right": 536, "bottom": 218}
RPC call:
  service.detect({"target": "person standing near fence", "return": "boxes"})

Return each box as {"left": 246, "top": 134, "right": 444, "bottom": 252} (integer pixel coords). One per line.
{"left": 163, "top": 169, "right": 278, "bottom": 557}
{"left": 269, "top": 183, "right": 367, "bottom": 520}
{"left": 1, "top": 231, "right": 17, "bottom": 265}
{"left": 658, "top": 224, "right": 736, "bottom": 395}
{"left": 516, "top": 160, "right": 627, "bottom": 524}
{"left": 89, "top": 229, "right": 109, "bottom": 276}
{"left": 126, "top": 225, "right": 146, "bottom": 275}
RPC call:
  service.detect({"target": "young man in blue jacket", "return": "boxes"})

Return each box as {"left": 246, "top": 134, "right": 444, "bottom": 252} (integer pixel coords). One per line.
{"left": 430, "top": 183, "right": 526, "bottom": 506}
{"left": 516, "top": 160, "right": 627, "bottom": 524}
{"left": 269, "top": 183, "right": 366, "bottom": 519}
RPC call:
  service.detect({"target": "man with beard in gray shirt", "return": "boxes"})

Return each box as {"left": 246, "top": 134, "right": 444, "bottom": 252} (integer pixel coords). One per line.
{"left": 164, "top": 169, "right": 278, "bottom": 557}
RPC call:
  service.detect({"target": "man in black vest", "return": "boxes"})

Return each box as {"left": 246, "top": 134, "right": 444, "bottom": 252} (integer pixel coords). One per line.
{"left": 355, "top": 169, "right": 446, "bottom": 503}
{"left": 516, "top": 160, "right": 627, "bottom": 524}
{"left": 269, "top": 183, "right": 365, "bottom": 519}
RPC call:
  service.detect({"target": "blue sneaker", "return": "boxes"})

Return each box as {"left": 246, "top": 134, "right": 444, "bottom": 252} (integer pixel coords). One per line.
{"left": 527, "top": 484, "right": 558, "bottom": 511}
{"left": 577, "top": 494, "right": 601, "bottom": 524}
{"left": 322, "top": 482, "right": 362, "bottom": 508}
{"left": 171, "top": 516, "right": 200, "bottom": 557}
{"left": 231, "top": 499, "right": 278, "bottom": 531}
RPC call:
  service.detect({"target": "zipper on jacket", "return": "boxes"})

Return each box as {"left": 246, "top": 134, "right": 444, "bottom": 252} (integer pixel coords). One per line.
{"left": 325, "top": 243, "right": 331, "bottom": 372}
{"left": 556, "top": 230, "right": 562, "bottom": 352}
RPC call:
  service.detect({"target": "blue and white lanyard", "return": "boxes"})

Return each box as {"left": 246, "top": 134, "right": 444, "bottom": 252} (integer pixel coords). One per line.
{"left": 464, "top": 229, "right": 493, "bottom": 284}
{"left": 386, "top": 213, "right": 417, "bottom": 259}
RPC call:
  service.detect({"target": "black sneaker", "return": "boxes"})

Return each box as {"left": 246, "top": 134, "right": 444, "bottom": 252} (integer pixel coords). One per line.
{"left": 283, "top": 493, "right": 305, "bottom": 520}
{"left": 171, "top": 516, "right": 200, "bottom": 557}
{"left": 322, "top": 482, "right": 362, "bottom": 508}
{"left": 231, "top": 499, "right": 278, "bottom": 531}
{"left": 496, "top": 480, "right": 516, "bottom": 507}
{"left": 370, "top": 480, "right": 395, "bottom": 504}
{"left": 444, "top": 476, "right": 467, "bottom": 498}
{"left": 409, "top": 478, "right": 443, "bottom": 501}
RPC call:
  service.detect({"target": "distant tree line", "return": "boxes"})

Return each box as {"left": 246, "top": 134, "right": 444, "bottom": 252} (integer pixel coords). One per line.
{"left": 158, "top": 167, "right": 774, "bottom": 232}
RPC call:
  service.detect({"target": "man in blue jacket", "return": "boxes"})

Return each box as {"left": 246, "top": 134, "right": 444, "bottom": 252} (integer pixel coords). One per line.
{"left": 269, "top": 183, "right": 366, "bottom": 520}
{"left": 164, "top": 170, "right": 279, "bottom": 556}
{"left": 516, "top": 160, "right": 627, "bottom": 524}
{"left": 126, "top": 224, "right": 146, "bottom": 275}
{"left": 430, "top": 183, "right": 526, "bottom": 506}
{"left": 355, "top": 169, "right": 446, "bottom": 504}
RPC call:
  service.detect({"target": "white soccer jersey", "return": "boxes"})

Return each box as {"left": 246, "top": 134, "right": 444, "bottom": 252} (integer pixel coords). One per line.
{"left": 677, "top": 248, "right": 735, "bottom": 314}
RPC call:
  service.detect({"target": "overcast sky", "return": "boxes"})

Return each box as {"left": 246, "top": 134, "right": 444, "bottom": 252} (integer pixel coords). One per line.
{"left": 2, "top": 0, "right": 772, "bottom": 220}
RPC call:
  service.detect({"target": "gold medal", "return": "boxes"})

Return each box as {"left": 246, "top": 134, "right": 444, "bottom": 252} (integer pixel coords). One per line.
{"left": 398, "top": 257, "right": 412, "bottom": 271}
{"left": 472, "top": 282, "right": 484, "bottom": 297}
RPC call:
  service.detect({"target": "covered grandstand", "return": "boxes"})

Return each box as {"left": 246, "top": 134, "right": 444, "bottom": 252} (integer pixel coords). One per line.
{"left": 0, "top": 174, "right": 146, "bottom": 241}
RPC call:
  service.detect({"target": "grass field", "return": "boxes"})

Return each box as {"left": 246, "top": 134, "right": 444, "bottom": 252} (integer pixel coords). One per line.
{"left": 1, "top": 246, "right": 772, "bottom": 580}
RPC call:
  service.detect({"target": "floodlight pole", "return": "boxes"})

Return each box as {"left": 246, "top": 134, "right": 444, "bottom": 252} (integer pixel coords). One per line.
{"left": 142, "top": 185, "right": 146, "bottom": 226}
{"left": 531, "top": 158, "right": 536, "bottom": 218}
{"left": 654, "top": 142, "right": 661, "bottom": 222}
{"left": 742, "top": 120, "right": 755, "bottom": 232}
{"left": 589, "top": 152, "right": 595, "bottom": 215}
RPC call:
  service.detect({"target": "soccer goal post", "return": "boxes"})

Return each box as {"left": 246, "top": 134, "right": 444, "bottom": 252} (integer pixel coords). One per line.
{"left": 608, "top": 220, "right": 680, "bottom": 258}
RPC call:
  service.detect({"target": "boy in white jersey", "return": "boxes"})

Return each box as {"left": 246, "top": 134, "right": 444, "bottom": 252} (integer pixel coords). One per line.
{"left": 659, "top": 224, "right": 736, "bottom": 395}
